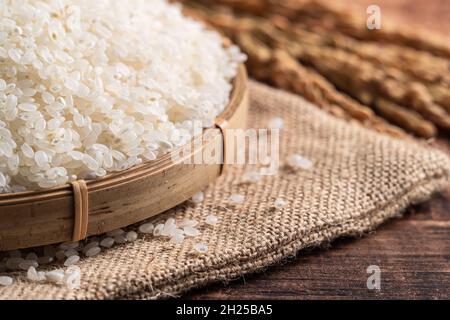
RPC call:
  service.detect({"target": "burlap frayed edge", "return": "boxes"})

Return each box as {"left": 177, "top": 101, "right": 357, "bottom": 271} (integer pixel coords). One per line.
{"left": 103, "top": 173, "right": 449, "bottom": 300}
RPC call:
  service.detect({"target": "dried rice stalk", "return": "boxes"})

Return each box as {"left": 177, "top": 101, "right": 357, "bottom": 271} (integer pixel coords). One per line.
{"left": 276, "top": 20, "right": 450, "bottom": 87}
{"left": 374, "top": 99, "right": 437, "bottom": 138}
{"left": 193, "top": 0, "right": 450, "bottom": 59}
{"left": 429, "top": 86, "right": 450, "bottom": 112}
{"left": 292, "top": 45, "right": 450, "bottom": 132}
{"left": 182, "top": 0, "right": 450, "bottom": 138}
{"left": 271, "top": 50, "right": 405, "bottom": 137}
{"left": 185, "top": 5, "right": 404, "bottom": 136}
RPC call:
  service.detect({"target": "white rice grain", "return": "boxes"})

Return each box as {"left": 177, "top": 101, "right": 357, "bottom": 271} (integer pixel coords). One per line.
{"left": 84, "top": 247, "right": 101, "bottom": 257}
{"left": 114, "top": 235, "right": 128, "bottom": 244}
{"left": 287, "top": 154, "right": 313, "bottom": 170}
{"left": 125, "top": 231, "right": 138, "bottom": 242}
{"left": 100, "top": 237, "right": 115, "bottom": 248}
{"left": 0, "top": 276, "right": 13, "bottom": 286}
{"left": 179, "top": 219, "right": 198, "bottom": 228}
{"left": 153, "top": 224, "right": 165, "bottom": 237}
{"left": 138, "top": 223, "right": 154, "bottom": 234}
{"left": 184, "top": 226, "right": 201, "bottom": 237}
{"left": 45, "top": 270, "right": 65, "bottom": 284}
{"left": 274, "top": 198, "right": 286, "bottom": 209}
{"left": 205, "top": 215, "right": 219, "bottom": 226}
{"left": 268, "top": 117, "right": 284, "bottom": 130}
{"left": 229, "top": 194, "right": 245, "bottom": 204}
{"left": 27, "top": 266, "right": 45, "bottom": 282}
{"left": 0, "top": 0, "right": 244, "bottom": 193}
{"left": 19, "top": 260, "right": 39, "bottom": 271}
{"left": 193, "top": 243, "right": 208, "bottom": 254}
{"left": 64, "top": 255, "right": 80, "bottom": 267}
{"left": 191, "top": 192, "right": 205, "bottom": 204}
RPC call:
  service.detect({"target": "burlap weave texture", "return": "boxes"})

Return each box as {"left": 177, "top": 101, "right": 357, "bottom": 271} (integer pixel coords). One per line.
{"left": 1, "top": 81, "right": 449, "bottom": 299}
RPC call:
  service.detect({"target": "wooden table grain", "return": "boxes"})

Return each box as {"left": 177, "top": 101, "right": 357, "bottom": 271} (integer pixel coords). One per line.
{"left": 183, "top": 0, "right": 450, "bottom": 300}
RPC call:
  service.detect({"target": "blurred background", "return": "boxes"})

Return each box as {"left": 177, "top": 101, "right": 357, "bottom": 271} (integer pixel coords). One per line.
{"left": 179, "top": 0, "right": 450, "bottom": 141}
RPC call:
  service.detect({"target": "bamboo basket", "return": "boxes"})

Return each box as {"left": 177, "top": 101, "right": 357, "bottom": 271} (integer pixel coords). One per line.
{"left": 0, "top": 65, "right": 249, "bottom": 251}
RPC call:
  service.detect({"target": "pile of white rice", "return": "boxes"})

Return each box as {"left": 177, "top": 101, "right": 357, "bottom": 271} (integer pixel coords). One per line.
{"left": 0, "top": 0, "right": 245, "bottom": 193}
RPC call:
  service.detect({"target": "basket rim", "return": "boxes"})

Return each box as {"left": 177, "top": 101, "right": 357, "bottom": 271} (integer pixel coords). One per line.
{"left": 0, "top": 64, "right": 248, "bottom": 205}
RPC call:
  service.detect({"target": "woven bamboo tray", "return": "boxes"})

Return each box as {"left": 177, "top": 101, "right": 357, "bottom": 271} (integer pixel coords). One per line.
{"left": 0, "top": 65, "right": 249, "bottom": 251}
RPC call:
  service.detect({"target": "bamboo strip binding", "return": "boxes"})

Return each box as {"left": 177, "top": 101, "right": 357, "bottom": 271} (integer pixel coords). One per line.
{"left": 70, "top": 180, "right": 89, "bottom": 242}
{"left": 0, "top": 65, "right": 248, "bottom": 251}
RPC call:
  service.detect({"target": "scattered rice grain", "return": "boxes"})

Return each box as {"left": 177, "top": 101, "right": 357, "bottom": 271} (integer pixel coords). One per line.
{"left": 6, "top": 257, "right": 24, "bottom": 270}
{"left": 205, "top": 215, "right": 219, "bottom": 226}
{"left": 100, "top": 237, "right": 115, "bottom": 248}
{"left": 268, "top": 117, "right": 284, "bottom": 130}
{"left": 125, "top": 231, "right": 138, "bottom": 242}
{"left": 64, "top": 255, "right": 80, "bottom": 267}
{"left": 64, "top": 249, "right": 79, "bottom": 258}
{"left": 287, "top": 154, "right": 313, "bottom": 170}
{"left": 184, "top": 226, "right": 201, "bottom": 237}
{"left": 65, "top": 270, "right": 81, "bottom": 290}
{"left": 84, "top": 246, "right": 101, "bottom": 257}
{"left": 138, "top": 223, "right": 154, "bottom": 234}
{"left": 153, "top": 224, "right": 165, "bottom": 237}
{"left": 274, "top": 198, "right": 286, "bottom": 209}
{"left": 0, "top": 276, "right": 13, "bottom": 286}
{"left": 45, "top": 270, "right": 65, "bottom": 284}
{"left": 82, "top": 241, "right": 99, "bottom": 254}
{"left": 19, "top": 259, "right": 39, "bottom": 271}
{"left": 191, "top": 191, "right": 205, "bottom": 204}
{"left": 27, "top": 266, "right": 45, "bottom": 282}
{"left": 114, "top": 235, "right": 127, "bottom": 244}
{"left": 161, "top": 218, "right": 177, "bottom": 237}
{"left": 170, "top": 233, "right": 185, "bottom": 244}
{"left": 25, "top": 252, "right": 38, "bottom": 261}
{"left": 193, "top": 243, "right": 208, "bottom": 254}
{"left": 229, "top": 194, "right": 245, "bottom": 204}
{"left": 179, "top": 219, "right": 198, "bottom": 228}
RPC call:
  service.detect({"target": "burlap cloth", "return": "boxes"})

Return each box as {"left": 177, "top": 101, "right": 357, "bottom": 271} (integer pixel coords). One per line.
{"left": 2, "top": 81, "right": 450, "bottom": 300}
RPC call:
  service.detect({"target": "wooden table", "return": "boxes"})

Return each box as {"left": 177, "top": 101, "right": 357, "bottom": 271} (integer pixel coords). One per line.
{"left": 184, "top": 0, "right": 450, "bottom": 300}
